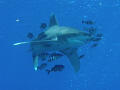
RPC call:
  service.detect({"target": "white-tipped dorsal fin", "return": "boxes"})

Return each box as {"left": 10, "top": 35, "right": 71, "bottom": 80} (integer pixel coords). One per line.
{"left": 48, "top": 13, "right": 58, "bottom": 28}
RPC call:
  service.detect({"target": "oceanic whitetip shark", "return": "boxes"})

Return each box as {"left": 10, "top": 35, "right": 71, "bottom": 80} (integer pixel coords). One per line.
{"left": 13, "top": 13, "right": 94, "bottom": 72}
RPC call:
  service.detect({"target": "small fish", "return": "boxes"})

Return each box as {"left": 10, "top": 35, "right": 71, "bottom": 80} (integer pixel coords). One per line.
{"left": 38, "top": 53, "right": 49, "bottom": 61}
{"left": 84, "top": 27, "right": 97, "bottom": 35}
{"left": 87, "top": 37, "right": 94, "bottom": 42}
{"left": 93, "top": 38, "right": 102, "bottom": 42}
{"left": 47, "top": 53, "right": 63, "bottom": 62}
{"left": 37, "top": 63, "right": 47, "bottom": 70}
{"left": 91, "top": 43, "right": 98, "bottom": 48}
{"left": 39, "top": 23, "right": 47, "bottom": 30}
{"left": 79, "top": 55, "right": 85, "bottom": 59}
{"left": 26, "top": 32, "right": 34, "bottom": 39}
{"left": 46, "top": 65, "right": 65, "bottom": 74}
{"left": 95, "top": 33, "right": 103, "bottom": 37}
{"left": 82, "top": 20, "right": 95, "bottom": 25}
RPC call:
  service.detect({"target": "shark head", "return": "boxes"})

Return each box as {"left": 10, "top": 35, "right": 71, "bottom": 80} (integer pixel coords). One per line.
{"left": 13, "top": 13, "right": 94, "bottom": 72}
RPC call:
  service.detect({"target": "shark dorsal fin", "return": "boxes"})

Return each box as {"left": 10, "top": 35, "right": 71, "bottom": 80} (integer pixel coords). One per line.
{"left": 48, "top": 13, "right": 58, "bottom": 28}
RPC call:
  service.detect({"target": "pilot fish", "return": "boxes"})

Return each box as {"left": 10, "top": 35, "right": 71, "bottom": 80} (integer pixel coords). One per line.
{"left": 13, "top": 13, "right": 96, "bottom": 72}
{"left": 91, "top": 43, "right": 98, "bottom": 48}
{"left": 95, "top": 33, "right": 103, "bottom": 37}
{"left": 37, "top": 63, "right": 47, "bottom": 70}
{"left": 46, "top": 65, "right": 65, "bottom": 74}
{"left": 26, "top": 32, "right": 34, "bottom": 39}
{"left": 82, "top": 20, "right": 95, "bottom": 25}
{"left": 39, "top": 23, "right": 47, "bottom": 31}
{"left": 47, "top": 53, "right": 63, "bottom": 62}
{"left": 79, "top": 55, "right": 85, "bottom": 59}
{"left": 93, "top": 38, "right": 102, "bottom": 42}
{"left": 84, "top": 27, "right": 97, "bottom": 35}
{"left": 38, "top": 53, "right": 49, "bottom": 61}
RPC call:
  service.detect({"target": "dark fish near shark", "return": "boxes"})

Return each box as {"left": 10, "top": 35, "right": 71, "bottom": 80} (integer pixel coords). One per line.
{"left": 47, "top": 53, "right": 63, "bottom": 62}
{"left": 95, "top": 33, "right": 103, "bottom": 37}
{"left": 84, "top": 27, "right": 97, "bottom": 35}
{"left": 91, "top": 43, "right": 98, "bottom": 48}
{"left": 93, "top": 38, "right": 102, "bottom": 42}
{"left": 37, "top": 63, "right": 47, "bottom": 70}
{"left": 13, "top": 13, "right": 95, "bottom": 72}
{"left": 46, "top": 65, "right": 65, "bottom": 74}
{"left": 82, "top": 20, "right": 95, "bottom": 25}
{"left": 79, "top": 55, "right": 85, "bottom": 60}
{"left": 39, "top": 23, "right": 47, "bottom": 31}
{"left": 38, "top": 53, "right": 49, "bottom": 61}
{"left": 26, "top": 32, "right": 34, "bottom": 39}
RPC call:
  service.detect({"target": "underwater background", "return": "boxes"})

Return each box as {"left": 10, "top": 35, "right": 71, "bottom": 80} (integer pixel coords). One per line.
{"left": 0, "top": 0, "right": 120, "bottom": 90}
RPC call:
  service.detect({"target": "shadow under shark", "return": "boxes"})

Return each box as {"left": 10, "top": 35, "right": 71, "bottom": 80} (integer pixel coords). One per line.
{"left": 13, "top": 13, "right": 94, "bottom": 72}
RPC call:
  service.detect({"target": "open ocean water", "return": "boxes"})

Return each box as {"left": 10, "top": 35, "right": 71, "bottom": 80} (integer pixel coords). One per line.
{"left": 0, "top": 0, "right": 120, "bottom": 90}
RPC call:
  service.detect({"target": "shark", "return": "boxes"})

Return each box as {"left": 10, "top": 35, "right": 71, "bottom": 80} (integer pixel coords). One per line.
{"left": 13, "top": 13, "right": 94, "bottom": 72}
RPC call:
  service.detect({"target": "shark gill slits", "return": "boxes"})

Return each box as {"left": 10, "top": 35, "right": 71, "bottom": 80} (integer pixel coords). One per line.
{"left": 39, "top": 23, "right": 47, "bottom": 31}
{"left": 26, "top": 32, "right": 34, "bottom": 39}
{"left": 46, "top": 65, "right": 65, "bottom": 74}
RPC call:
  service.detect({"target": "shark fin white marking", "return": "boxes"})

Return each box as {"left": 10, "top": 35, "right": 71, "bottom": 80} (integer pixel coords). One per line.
{"left": 33, "top": 55, "right": 39, "bottom": 71}
{"left": 60, "top": 48, "right": 80, "bottom": 72}
{"left": 13, "top": 39, "right": 57, "bottom": 46}
{"left": 13, "top": 41, "right": 31, "bottom": 45}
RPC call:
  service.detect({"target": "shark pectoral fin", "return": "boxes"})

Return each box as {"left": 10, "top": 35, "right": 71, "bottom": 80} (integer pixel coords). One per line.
{"left": 13, "top": 39, "right": 57, "bottom": 46}
{"left": 13, "top": 41, "right": 31, "bottom": 45}
{"left": 32, "top": 53, "right": 39, "bottom": 71}
{"left": 60, "top": 48, "right": 80, "bottom": 72}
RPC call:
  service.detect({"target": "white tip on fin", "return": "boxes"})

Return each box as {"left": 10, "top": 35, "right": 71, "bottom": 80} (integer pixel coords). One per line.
{"left": 33, "top": 55, "right": 39, "bottom": 71}
{"left": 13, "top": 41, "right": 31, "bottom": 45}
{"left": 34, "top": 67, "right": 38, "bottom": 71}
{"left": 13, "top": 39, "right": 58, "bottom": 46}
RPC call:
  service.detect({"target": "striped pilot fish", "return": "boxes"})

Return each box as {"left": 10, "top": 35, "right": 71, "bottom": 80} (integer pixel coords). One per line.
{"left": 47, "top": 53, "right": 63, "bottom": 62}
{"left": 46, "top": 65, "right": 65, "bottom": 74}
{"left": 38, "top": 53, "right": 50, "bottom": 61}
{"left": 37, "top": 63, "right": 47, "bottom": 70}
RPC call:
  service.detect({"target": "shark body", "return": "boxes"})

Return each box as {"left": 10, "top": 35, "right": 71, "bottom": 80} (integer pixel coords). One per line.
{"left": 14, "top": 13, "right": 94, "bottom": 72}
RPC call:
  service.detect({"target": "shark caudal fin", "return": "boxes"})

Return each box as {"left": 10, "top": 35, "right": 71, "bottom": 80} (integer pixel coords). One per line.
{"left": 60, "top": 48, "right": 80, "bottom": 72}
{"left": 48, "top": 13, "right": 58, "bottom": 28}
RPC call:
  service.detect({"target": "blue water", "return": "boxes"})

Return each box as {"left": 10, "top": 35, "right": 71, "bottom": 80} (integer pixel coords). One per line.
{"left": 0, "top": 0, "right": 120, "bottom": 90}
